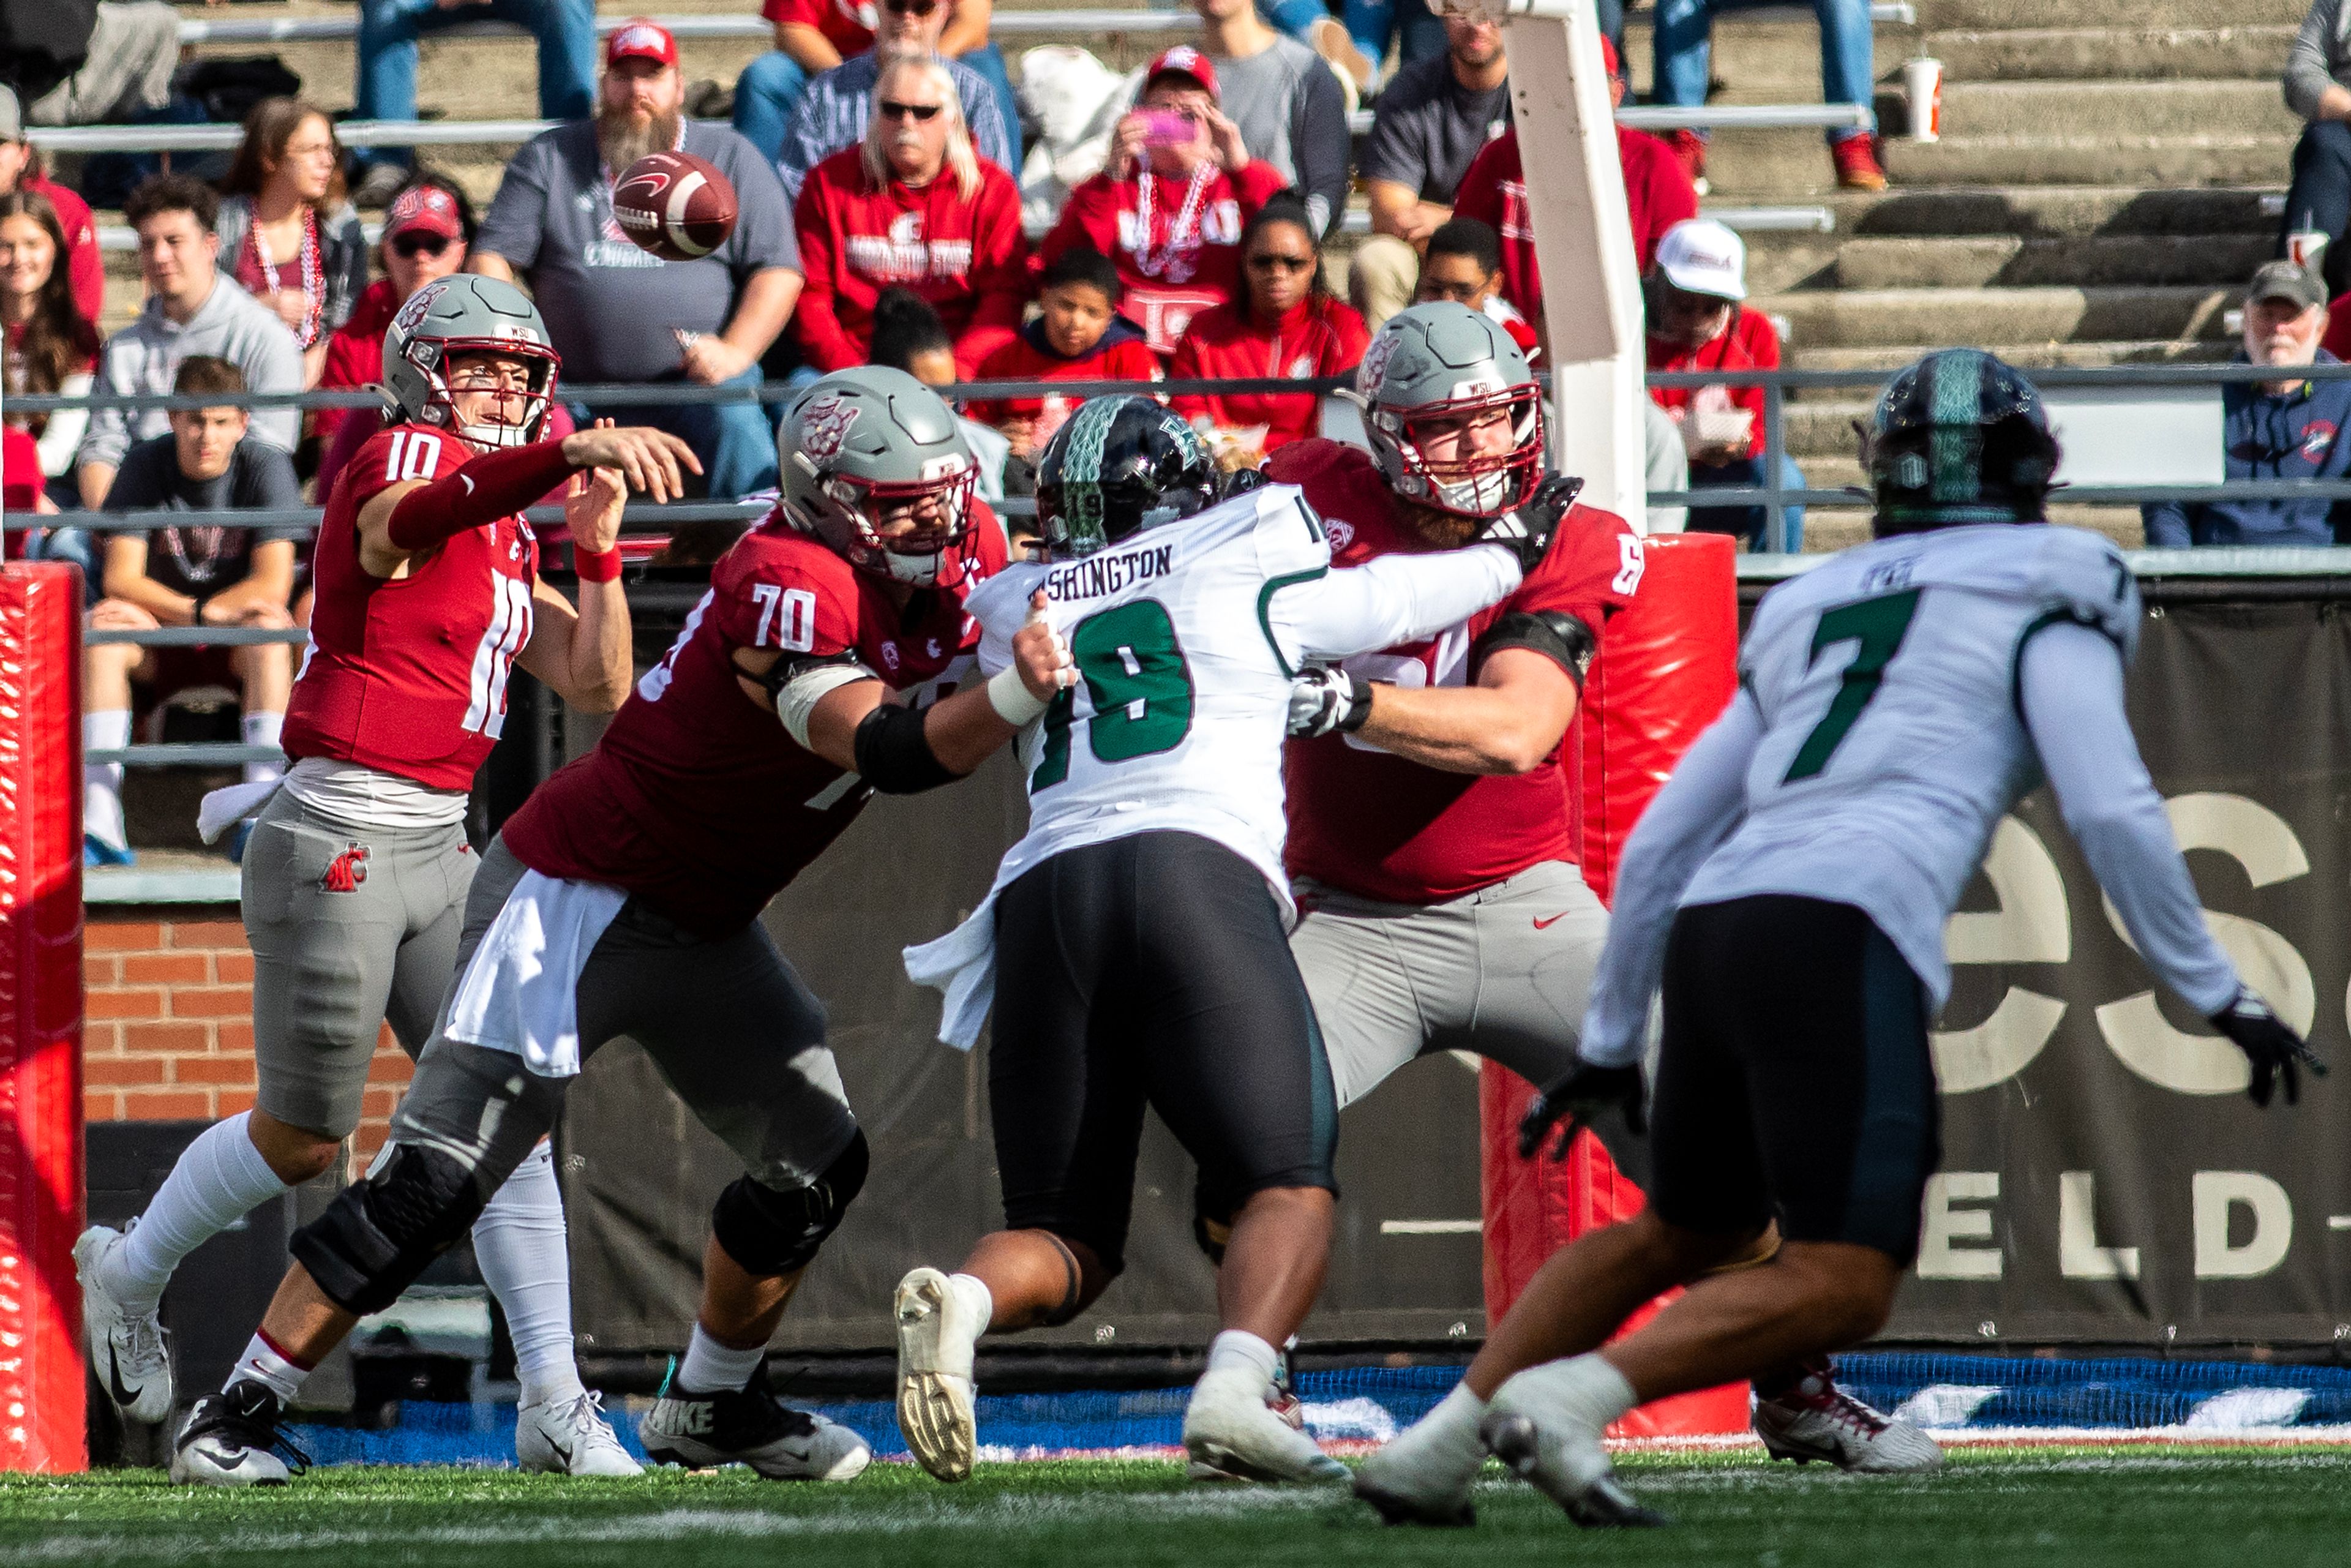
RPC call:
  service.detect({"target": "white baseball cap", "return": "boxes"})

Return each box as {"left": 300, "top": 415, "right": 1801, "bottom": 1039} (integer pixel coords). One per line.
{"left": 1655, "top": 219, "right": 1747, "bottom": 302}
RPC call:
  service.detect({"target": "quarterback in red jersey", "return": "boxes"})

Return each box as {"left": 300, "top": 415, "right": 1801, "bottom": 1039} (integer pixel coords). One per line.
{"left": 91, "top": 276, "right": 699, "bottom": 1486}
{"left": 177, "top": 366, "right": 1071, "bottom": 1490}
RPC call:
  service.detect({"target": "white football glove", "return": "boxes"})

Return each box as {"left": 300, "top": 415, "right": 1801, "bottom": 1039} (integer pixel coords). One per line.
{"left": 1287, "top": 666, "right": 1373, "bottom": 738}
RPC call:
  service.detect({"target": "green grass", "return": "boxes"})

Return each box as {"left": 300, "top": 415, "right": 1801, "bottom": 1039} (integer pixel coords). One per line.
{"left": 0, "top": 1450, "right": 2346, "bottom": 1567}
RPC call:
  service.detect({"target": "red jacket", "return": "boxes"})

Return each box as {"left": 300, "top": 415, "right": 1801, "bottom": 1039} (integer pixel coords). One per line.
{"left": 1646, "top": 306, "right": 1782, "bottom": 461}
{"left": 965, "top": 323, "right": 1163, "bottom": 441}
{"left": 23, "top": 175, "right": 102, "bottom": 328}
{"left": 1168, "top": 297, "right": 1369, "bottom": 450}
{"left": 316, "top": 278, "right": 404, "bottom": 448}
{"left": 1039, "top": 160, "right": 1289, "bottom": 357}
{"left": 793, "top": 148, "right": 1030, "bottom": 377}
{"left": 1455, "top": 126, "right": 1697, "bottom": 331}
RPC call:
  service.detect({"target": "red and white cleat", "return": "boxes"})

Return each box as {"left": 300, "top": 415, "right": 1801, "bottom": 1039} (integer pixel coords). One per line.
{"left": 1753, "top": 1362, "right": 1943, "bottom": 1474}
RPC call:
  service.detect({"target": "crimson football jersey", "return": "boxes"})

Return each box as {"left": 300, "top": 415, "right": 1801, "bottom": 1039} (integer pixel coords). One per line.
{"left": 282, "top": 422, "right": 540, "bottom": 792}
{"left": 1270, "top": 440, "right": 1644, "bottom": 904}
{"left": 498, "top": 506, "right": 1009, "bottom": 937}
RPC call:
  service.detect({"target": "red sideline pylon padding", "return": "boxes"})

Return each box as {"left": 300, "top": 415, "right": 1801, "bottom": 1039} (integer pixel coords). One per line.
{"left": 0, "top": 563, "right": 86, "bottom": 1471}
{"left": 1479, "top": 532, "right": 1742, "bottom": 1438}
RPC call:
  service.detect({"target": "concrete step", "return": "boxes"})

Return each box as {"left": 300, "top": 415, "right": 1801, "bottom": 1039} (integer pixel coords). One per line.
{"left": 1816, "top": 233, "right": 2273, "bottom": 290}
{"left": 1761, "top": 284, "right": 2235, "bottom": 347}
{"left": 1940, "top": 80, "right": 2300, "bottom": 141}
{"left": 1926, "top": 26, "right": 2296, "bottom": 82}
{"left": 1878, "top": 134, "right": 2290, "bottom": 189}
{"left": 1916, "top": 0, "right": 2305, "bottom": 30}
{"left": 1787, "top": 505, "right": 2143, "bottom": 555}
{"left": 1807, "top": 184, "right": 2278, "bottom": 239}
{"left": 1617, "top": 20, "right": 1913, "bottom": 102}
{"left": 1782, "top": 338, "right": 2235, "bottom": 377}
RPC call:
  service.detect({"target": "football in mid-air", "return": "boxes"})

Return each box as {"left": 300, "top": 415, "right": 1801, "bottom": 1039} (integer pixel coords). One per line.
{"left": 612, "top": 151, "right": 738, "bottom": 261}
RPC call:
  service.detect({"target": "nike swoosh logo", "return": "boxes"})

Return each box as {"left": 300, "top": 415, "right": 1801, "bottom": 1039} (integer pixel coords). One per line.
{"left": 1532, "top": 913, "right": 1569, "bottom": 930}
{"left": 547, "top": 1432, "right": 576, "bottom": 1466}
{"left": 460, "top": 475, "right": 476, "bottom": 495}
{"left": 105, "top": 1344, "right": 141, "bottom": 1409}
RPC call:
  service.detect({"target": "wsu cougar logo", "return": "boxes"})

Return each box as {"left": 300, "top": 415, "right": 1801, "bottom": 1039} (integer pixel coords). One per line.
{"left": 392, "top": 282, "right": 449, "bottom": 337}
{"left": 321, "top": 842, "right": 370, "bottom": 893}
{"left": 797, "top": 394, "right": 862, "bottom": 460}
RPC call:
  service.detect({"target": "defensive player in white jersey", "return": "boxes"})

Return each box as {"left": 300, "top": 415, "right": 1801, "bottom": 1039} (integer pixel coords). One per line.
{"left": 894, "top": 395, "right": 1569, "bottom": 1486}
{"left": 1356, "top": 350, "right": 2324, "bottom": 1528}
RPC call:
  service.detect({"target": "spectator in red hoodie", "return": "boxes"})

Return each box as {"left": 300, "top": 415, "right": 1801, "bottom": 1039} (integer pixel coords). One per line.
{"left": 969, "top": 245, "right": 1163, "bottom": 461}
{"left": 1038, "top": 45, "right": 1290, "bottom": 358}
{"left": 1644, "top": 218, "right": 1803, "bottom": 551}
{"left": 1453, "top": 33, "right": 1697, "bottom": 353}
{"left": 794, "top": 55, "right": 1029, "bottom": 378}
{"left": 0, "top": 93, "right": 102, "bottom": 326}
{"left": 1169, "top": 194, "right": 1368, "bottom": 457}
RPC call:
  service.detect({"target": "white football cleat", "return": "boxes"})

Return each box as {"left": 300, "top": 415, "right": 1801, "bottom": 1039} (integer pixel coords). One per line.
{"left": 639, "top": 1370, "right": 871, "bottom": 1481}
{"left": 1352, "top": 1406, "right": 1483, "bottom": 1526}
{"left": 170, "top": 1381, "right": 304, "bottom": 1487}
{"left": 894, "top": 1266, "right": 981, "bottom": 1483}
{"left": 1753, "top": 1366, "right": 1944, "bottom": 1474}
{"left": 1482, "top": 1365, "right": 1665, "bottom": 1528}
{"left": 75, "top": 1225, "right": 175, "bottom": 1424}
{"left": 1182, "top": 1366, "right": 1348, "bottom": 1484}
{"left": 517, "top": 1389, "right": 643, "bottom": 1476}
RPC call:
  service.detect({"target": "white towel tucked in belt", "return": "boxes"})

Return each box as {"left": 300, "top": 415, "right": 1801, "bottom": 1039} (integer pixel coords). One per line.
{"left": 902, "top": 888, "right": 1000, "bottom": 1051}
{"left": 444, "top": 870, "right": 628, "bottom": 1076}
{"left": 197, "top": 778, "right": 285, "bottom": 844}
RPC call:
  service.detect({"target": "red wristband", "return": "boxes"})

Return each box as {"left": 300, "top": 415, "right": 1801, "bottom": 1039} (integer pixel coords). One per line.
{"left": 574, "top": 545, "right": 623, "bottom": 582}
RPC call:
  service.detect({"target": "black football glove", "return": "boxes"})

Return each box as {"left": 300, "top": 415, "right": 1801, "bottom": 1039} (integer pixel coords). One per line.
{"left": 2208, "top": 988, "right": 2327, "bottom": 1108}
{"left": 1286, "top": 666, "right": 1374, "bottom": 738}
{"left": 1517, "top": 1060, "right": 1647, "bottom": 1161}
{"left": 1476, "top": 475, "right": 1585, "bottom": 574}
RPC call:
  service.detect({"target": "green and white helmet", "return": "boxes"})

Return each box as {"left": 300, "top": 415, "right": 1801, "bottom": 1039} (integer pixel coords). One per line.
{"left": 1352, "top": 301, "right": 1545, "bottom": 519}
{"left": 1033, "top": 394, "right": 1220, "bottom": 558}
{"left": 778, "top": 366, "right": 980, "bottom": 587}
{"left": 381, "top": 274, "right": 560, "bottom": 449}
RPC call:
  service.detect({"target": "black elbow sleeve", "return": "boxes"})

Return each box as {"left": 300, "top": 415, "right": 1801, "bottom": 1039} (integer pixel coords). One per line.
{"left": 853, "top": 701, "right": 962, "bottom": 794}
{"left": 1477, "top": 609, "right": 1598, "bottom": 688}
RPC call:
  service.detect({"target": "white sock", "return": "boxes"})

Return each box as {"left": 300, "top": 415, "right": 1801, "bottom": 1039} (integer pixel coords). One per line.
{"left": 1417, "top": 1382, "right": 1489, "bottom": 1461}
{"left": 676, "top": 1322, "right": 765, "bottom": 1395}
{"left": 1205, "top": 1329, "right": 1281, "bottom": 1390}
{"left": 1519, "top": 1352, "right": 1638, "bottom": 1431}
{"left": 946, "top": 1272, "right": 994, "bottom": 1337}
{"left": 470, "top": 1142, "right": 583, "bottom": 1409}
{"left": 105, "top": 1112, "right": 290, "bottom": 1315}
{"left": 241, "top": 709, "right": 285, "bottom": 786}
{"left": 229, "top": 1330, "right": 309, "bottom": 1406}
{"left": 83, "top": 709, "right": 130, "bottom": 850}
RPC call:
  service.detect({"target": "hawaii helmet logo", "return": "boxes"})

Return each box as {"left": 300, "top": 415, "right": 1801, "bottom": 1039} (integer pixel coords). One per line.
{"left": 798, "top": 394, "right": 863, "bottom": 461}
{"left": 392, "top": 281, "right": 451, "bottom": 339}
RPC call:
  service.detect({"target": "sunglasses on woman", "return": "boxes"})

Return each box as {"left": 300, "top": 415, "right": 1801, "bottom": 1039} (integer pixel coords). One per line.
{"left": 1247, "top": 252, "right": 1315, "bottom": 272}
{"left": 880, "top": 100, "right": 943, "bottom": 122}
{"left": 389, "top": 233, "right": 452, "bottom": 259}
{"left": 883, "top": 0, "right": 941, "bottom": 14}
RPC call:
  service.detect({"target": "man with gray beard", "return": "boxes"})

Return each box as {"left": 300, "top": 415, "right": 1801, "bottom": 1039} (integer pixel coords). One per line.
{"left": 474, "top": 21, "right": 803, "bottom": 497}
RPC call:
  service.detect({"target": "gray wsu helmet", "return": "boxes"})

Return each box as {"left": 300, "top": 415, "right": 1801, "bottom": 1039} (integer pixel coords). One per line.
{"left": 1351, "top": 301, "right": 1545, "bottom": 519}
{"left": 779, "top": 366, "right": 980, "bottom": 587}
{"left": 380, "top": 274, "right": 559, "bottom": 449}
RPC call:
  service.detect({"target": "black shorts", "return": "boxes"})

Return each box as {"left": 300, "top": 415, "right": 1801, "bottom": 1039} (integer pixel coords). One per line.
{"left": 1648, "top": 895, "right": 1940, "bottom": 1265}
{"left": 989, "top": 830, "right": 1338, "bottom": 1275}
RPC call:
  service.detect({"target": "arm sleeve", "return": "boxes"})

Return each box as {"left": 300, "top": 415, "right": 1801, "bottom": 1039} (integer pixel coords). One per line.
{"left": 2141, "top": 500, "right": 2192, "bottom": 549}
{"left": 2285, "top": 0, "right": 2343, "bottom": 120}
{"left": 1269, "top": 543, "right": 1524, "bottom": 666}
{"left": 1578, "top": 693, "right": 1764, "bottom": 1067}
{"left": 789, "top": 186, "right": 860, "bottom": 373}
{"left": 2019, "top": 620, "right": 2240, "bottom": 1016}
{"left": 1289, "top": 66, "right": 1352, "bottom": 238}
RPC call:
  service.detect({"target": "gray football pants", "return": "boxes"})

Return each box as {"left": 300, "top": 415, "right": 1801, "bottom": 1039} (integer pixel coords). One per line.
{"left": 243, "top": 789, "right": 475, "bottom": 1138}
{"left": 1289, "top": 858, "right": 1610, "bottom": 1109}
{"left": 387, "top": 837, "right": 858, "bottom": 1204}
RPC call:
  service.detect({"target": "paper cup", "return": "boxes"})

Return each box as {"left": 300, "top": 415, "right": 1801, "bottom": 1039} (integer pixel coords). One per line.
{"left": 1903, "top": 57, "right": 1942, "bottom": 143}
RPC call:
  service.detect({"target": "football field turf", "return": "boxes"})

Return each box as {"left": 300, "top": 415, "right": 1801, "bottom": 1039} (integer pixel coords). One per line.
{"left": 0, "top": 1449, "right": 2345, "bottom": 1567}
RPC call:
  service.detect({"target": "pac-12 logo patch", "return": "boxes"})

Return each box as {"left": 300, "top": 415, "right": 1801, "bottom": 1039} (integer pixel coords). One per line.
{"left": 797, "top": 394, "right": 862, "bottom": 460}
{"left": 1324, "top": 518, "right": 1355, "bottom": 552}
{"left": 321, "top": 842, "right": 370, "bottom": 893}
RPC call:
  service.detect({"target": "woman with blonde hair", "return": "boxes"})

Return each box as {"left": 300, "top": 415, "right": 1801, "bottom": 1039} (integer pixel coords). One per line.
{"left": 216, "top": 99, "right": 369, "bottom": 384}
{"left": 792, "top": 54, "right": 1029, "bottom": 377}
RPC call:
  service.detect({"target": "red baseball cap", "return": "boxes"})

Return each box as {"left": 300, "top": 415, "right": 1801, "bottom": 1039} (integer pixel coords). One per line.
{"left": 606, "top": 18, "right": 680, "bottom": 70}
{"left": 1143, "top": 45, "right": 1220, "bottom": 105}
{"left": 384, "top": 184, "right": 464, "bottom": 244}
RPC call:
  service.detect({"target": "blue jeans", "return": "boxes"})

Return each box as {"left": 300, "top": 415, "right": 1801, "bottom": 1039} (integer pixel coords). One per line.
{"left": 2285, "top": 120, "right": 2351, "bottom": 297}
{"left": 356, "top": 0, "right": 596, "bottom": 170}
{"left": 732, "top": 45, "right": 1024, "bottom": 173}
{"left": 1338, "top": 0, "right": 1447, "bottom": 71}
{"left": 577, "top": 366, "right": 779, "bottom": 500}
{"left": 1654, "top": 0, "right": 1873, "bottom": 144}
{"left": 1688, "top": 452, "right": 1806, "bottom": 552}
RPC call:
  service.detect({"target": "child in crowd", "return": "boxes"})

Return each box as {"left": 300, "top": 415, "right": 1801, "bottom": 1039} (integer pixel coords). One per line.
{"left": 868, "top": 287, "right": 1016, "bottom": 503}
{"left": 967, "top": 246, "right": 1161, "bottom": 461}
{"left": 1414, "top": 217, "right": 1538, "bottom": 360}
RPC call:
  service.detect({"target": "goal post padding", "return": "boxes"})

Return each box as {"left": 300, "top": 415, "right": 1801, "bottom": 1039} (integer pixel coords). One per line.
{"left": 1478, "top": 532, "right": 1741, "bottom": 1436}
{"left": 0, "top": 563, "right": 86, "bottom": 1471}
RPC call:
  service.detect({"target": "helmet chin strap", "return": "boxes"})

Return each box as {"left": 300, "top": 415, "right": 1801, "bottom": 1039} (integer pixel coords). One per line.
{"left": 881, "top": 547, "right": 943, "bottom": 586}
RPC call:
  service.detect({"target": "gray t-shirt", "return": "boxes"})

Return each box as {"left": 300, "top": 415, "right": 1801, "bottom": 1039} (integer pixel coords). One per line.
{"left": 475, "top": 121, "right": 802, "bottom": 384}
{"left": 1212, "top": 35, "right": 1350, "bottom": 236}
{"left": 102, "top": 433, "right": 305, "bottom": 599}
{"left": 1360, "top": 55, "right": 1510, "bottom": 206}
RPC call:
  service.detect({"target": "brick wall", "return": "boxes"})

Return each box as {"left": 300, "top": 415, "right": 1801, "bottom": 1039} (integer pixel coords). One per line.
{"left": 84, "top": 909, "right": 414, "bottom": 1175}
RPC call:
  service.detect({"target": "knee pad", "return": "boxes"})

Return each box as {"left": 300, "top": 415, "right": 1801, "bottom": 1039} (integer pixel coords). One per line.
{"left": 289, "top": 1144, "right": 489, "bottom": 1316}
{"left": 710, "top": 1128, "right": 868, "bottom": 1278}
